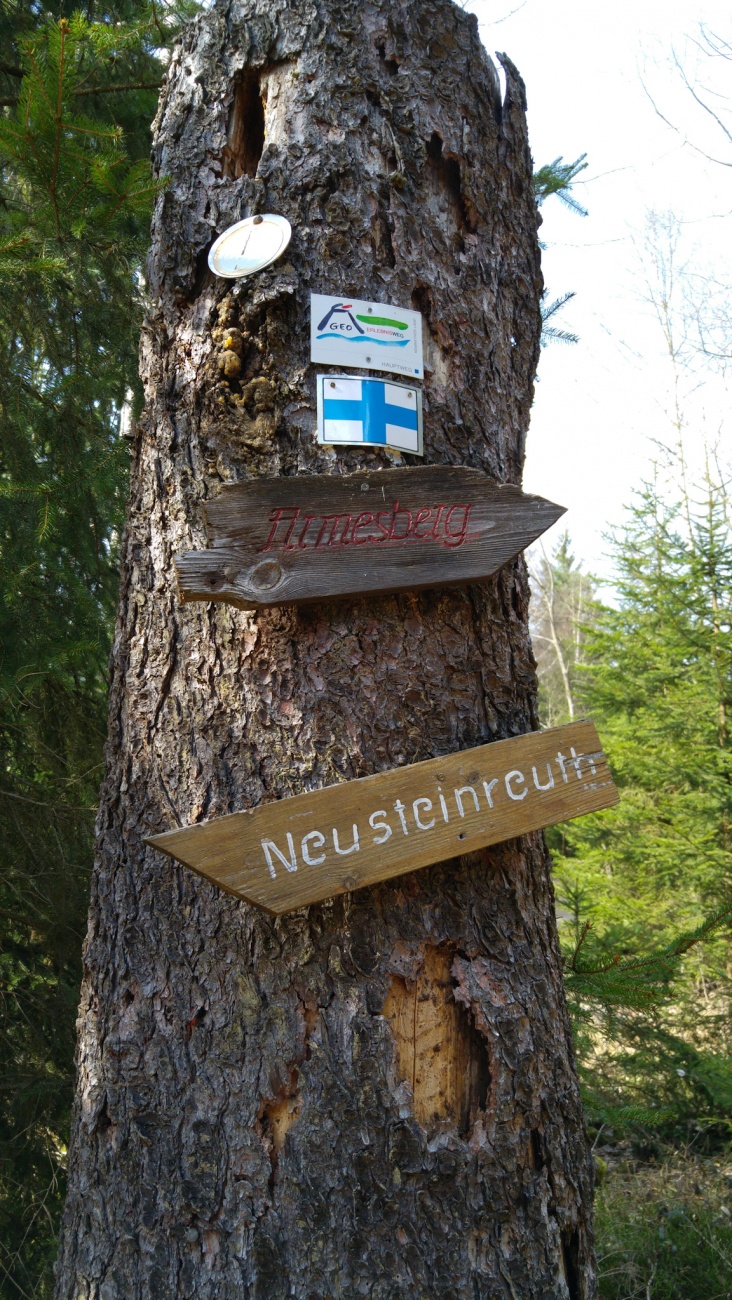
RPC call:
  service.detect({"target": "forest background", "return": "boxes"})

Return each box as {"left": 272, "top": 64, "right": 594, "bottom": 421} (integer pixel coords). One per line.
{"left": 0, "top": 0, "right": 730, "bottom": 1296}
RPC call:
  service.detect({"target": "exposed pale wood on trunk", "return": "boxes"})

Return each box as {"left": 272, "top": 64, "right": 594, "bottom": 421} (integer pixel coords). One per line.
{"left": 56, "top": 0, "right": 599, "bottom": 1295}
{"left": 383, "top": 945, "right": 491, "bottom": 1134}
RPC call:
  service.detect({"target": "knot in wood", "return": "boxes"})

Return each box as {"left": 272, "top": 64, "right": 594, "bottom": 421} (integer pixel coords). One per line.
{"left": 249, "top": 559, "right": 282, "bottom": 591}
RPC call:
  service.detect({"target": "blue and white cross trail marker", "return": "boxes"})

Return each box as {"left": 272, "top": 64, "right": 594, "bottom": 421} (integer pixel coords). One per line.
{"left": 316, "top": 375, "right": 423, "bottom": 456}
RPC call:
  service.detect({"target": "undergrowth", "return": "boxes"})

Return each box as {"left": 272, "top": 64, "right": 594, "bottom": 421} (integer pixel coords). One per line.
{"left": 595, "top": 1144, "right": 732, "bottom": 1299}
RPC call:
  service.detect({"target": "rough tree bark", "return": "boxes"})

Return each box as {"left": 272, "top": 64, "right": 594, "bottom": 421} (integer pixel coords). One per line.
{"left": 56, "top": 1, "right": 596, "bottom": 1295}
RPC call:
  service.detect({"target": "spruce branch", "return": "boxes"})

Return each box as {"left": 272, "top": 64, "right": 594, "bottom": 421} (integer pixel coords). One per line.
{"left": 567, "top": 919, "right": 593, "bottom": 969}
{"left": 1, "top": 81, "right": 162, "bottom": 107}
{"left": 534, "top": 154, "right": 589, "bottom": 214}
{"left": 74, "top": 80, "right": 162, "bottom": 96}
{"left": 50, "top": 20, "right": 69, "bottom": 238}
{"left": 563, "top": 904, "right": 732, "bottom": 1011}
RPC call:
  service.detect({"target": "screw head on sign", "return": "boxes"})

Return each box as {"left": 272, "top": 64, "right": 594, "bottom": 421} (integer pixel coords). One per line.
{"left": 330, "top": 381, "right": 336, "bottom": 388}
{"left": 365, "top": 356, "right": 371, "bottom": 362}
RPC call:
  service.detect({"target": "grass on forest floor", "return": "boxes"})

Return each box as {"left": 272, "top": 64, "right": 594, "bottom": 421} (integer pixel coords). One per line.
{"left": 595, "top": 1144, "right": 732, "bottom": 1299}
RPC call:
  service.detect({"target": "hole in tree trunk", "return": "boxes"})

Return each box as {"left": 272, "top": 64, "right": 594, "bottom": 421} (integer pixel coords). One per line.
{"left": 561, "top": 1228, "right": 581, "bottom": 1300}
{"left": 190, "top": 242, "right": 214, "bottom": 300}
{"left": 371, "top": 205, "right": 395, "bottom": 268}
{"left": 425, "top": 131, "right": 479, "bottom": 235}
{"left": 375, "top": 41, "right": 400, "bottom": 74}
{"left": 223, "top": 70, "right": 266, "bottom": 179}
{"left": 411, "top": 283, "right": 434, "bottom": 324}
{"left": 383, "top": 945, "right": 490, "bottom": 1137}
{"left": 95, "top": 1097, "right": 113, "bottom": 1134}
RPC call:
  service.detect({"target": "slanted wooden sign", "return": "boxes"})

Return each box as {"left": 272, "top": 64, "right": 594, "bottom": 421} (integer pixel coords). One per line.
{"left": 175, "top": 467, "right": 565, "bottom": 610}
{"left": 146, "top": 720, "right": 618, "bottom": 916}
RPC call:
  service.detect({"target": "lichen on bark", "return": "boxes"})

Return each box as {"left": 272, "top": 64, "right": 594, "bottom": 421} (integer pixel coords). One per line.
{"left": 55, "top": 0, "right": 596, "bottom": 1296}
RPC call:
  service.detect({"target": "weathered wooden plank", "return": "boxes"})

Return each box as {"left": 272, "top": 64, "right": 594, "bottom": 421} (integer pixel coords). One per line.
{"left": 146, "top": 720, "right": 617, "bottom": 915}
{"left": 175, "top": 466, "right": 565, "bottom": 609}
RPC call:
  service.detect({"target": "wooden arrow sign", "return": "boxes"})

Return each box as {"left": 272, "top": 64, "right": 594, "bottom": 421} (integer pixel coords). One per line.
{"left": 146, "top": 720, "right": 617, "bottom": 916}
{"left": 175, "top": 467, "right": 565, "bottom": 610}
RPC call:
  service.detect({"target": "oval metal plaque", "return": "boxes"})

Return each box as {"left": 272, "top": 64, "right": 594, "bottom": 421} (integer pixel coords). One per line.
{"left": 208, "top": 215, "right": 292, "bottom": 279}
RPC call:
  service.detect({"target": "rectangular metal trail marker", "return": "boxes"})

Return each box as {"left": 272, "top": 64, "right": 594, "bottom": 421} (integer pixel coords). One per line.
{"left": 175, "top": 466, "right": 565, "bottom": 610}
{"left": 317, "top": 375, "right": 423, "bottom": 455}
{"left": 146, "top": 720, "right": 618, "bottom": 916}
{"left": 310, "top": 293, "right": 424, "bottom": 378}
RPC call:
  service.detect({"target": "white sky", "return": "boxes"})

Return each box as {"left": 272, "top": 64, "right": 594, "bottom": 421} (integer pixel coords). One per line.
{"left": 465, "top": 0, "right": 732, "bottom": 577}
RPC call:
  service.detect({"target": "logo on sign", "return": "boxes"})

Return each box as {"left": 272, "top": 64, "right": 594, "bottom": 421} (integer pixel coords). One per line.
{"left": 310, "top": 294, "right": 424, "bottom": 378}
{"left": 316, "top": 302, "right": 409, "bottom": 349}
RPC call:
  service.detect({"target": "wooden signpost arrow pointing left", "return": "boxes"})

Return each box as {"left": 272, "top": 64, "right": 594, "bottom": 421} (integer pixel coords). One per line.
{"left": 146, "top": 720, "right": 618, "bottom": 916}
{"left": 175, "top": 466, "right": 565, "bottom": 610}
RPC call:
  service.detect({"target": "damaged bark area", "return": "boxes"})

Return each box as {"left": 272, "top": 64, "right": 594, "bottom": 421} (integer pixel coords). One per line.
{"left": 426, "top": 131, "right": 480, "bottom": 238}
{"left": 55, "top": 0, "right": 596, "bottom": 1296}
{"left": 260, "top": 1071, "right": 302, "bottom": 1164}
{"left": 222, "top": 70, "right": 266, "bottom": 180}
{"left": 383, "top": 945, "right": 490, "bottom": 1137}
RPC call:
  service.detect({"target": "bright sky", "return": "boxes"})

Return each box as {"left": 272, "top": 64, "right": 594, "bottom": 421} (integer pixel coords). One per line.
{"left": 465, "top": 0, "right": 732, "bottom": 577}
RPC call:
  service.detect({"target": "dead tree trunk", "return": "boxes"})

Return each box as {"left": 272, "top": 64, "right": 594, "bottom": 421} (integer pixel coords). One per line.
{"left": 56, "top": 0, "right": 596, "bottom": 1295}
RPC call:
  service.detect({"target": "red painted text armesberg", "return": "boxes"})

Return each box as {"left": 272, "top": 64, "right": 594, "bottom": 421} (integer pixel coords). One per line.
{"left": 259, "top": 501, "right": 478, "bottom": 552}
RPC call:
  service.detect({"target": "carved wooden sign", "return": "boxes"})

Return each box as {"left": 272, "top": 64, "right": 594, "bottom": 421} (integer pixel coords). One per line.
{"left": 146, "top": 720, "right": 618, "bottom": 916}
{"left": 175, "top": 467, "right": 565, "bottom": 610}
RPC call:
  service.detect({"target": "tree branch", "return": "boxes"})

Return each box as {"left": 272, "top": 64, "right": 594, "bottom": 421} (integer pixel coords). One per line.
{"left": 74, "top": 80, "right": 162, "bottom": 97}
{"left": 0, "top": 80, "right": 162, "bottom": 108}
{"left": 672, "top": 47, "right": 732, "bottom": 148}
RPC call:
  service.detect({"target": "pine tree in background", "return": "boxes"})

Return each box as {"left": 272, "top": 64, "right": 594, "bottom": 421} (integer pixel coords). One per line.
{"left": 533, "top": 154, "right": 587, "bottom": 346}
{"left": 0, "top": 3, "right": 191, "bottom": 1291}
{"left": 548, "top": 464, "right": 732, "bottom": 1132}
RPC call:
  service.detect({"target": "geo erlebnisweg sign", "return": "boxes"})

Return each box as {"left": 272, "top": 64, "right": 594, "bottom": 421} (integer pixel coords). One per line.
{"left": 310, "top": 293, "right": 424, "bottom": 378}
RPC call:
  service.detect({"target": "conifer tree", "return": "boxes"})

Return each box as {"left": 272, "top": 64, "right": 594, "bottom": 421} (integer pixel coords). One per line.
{"left": 551, "top": 467, "right": 732, "bottom": 1128}
{"left": 0, "top": 3, "right": 587, "bottom": 1285}
{"left": 53, "top": 0, "right": 601, "bottom": 1293}
{"left": 0, "top": 3, "right": 186, "bottom": 1290}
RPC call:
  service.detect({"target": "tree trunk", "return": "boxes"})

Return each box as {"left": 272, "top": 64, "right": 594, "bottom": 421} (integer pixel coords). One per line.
{"left": 56, "top": 1, "right": 596, "bottom": 1296}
